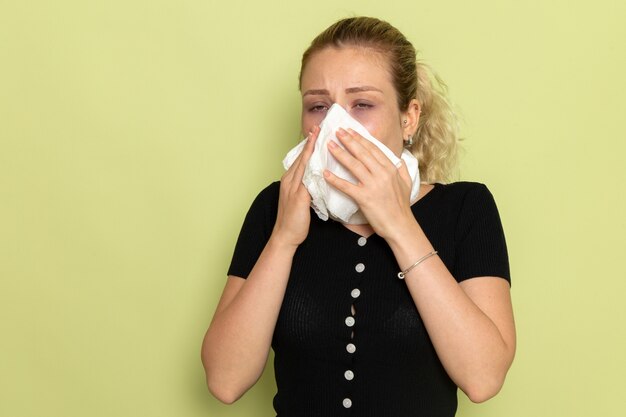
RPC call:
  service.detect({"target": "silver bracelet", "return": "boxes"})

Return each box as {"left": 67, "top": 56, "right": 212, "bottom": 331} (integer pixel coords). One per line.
{"left": 397, "top": 251, "right": 438, "bottom": 279}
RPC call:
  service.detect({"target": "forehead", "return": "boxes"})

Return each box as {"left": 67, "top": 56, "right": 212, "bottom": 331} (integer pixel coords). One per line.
{"left": 300, "top": 46, "right": 393, "bottom": 89}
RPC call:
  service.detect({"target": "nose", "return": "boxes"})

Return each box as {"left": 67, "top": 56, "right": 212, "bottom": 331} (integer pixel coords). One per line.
{"left": 333, "top": 101, "right": 350, "bottom": 112}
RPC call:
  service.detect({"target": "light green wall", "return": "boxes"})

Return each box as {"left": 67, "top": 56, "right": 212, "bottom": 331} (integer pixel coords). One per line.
{"left": 1, "top": 1, "right": 625, "bottom": 416}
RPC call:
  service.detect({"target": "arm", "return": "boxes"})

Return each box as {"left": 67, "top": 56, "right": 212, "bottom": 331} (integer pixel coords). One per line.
{"left": 386, "top": 223, "right": 515, "bottom": 402}
{"left": 201, "top": 241, "right": 296, "bottom": 404}
{"left": 325, "top": 128, "right": 516, "bottom": 403}
{"left": 201, "top": 127, "right": 320, "bottom": 404}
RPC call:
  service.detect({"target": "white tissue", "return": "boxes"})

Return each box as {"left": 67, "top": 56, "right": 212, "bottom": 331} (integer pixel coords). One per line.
{"left": 283, "top": 103, "right": 420, "bottom": 225}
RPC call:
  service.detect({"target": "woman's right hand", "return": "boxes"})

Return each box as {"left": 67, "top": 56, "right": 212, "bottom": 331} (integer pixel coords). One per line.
{"left": 271, "top": 126, "right": 320, "bottom": 248}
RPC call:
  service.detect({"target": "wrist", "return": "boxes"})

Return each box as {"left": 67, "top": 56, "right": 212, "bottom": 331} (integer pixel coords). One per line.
{"left": 383, "top": 214, "right": 419, "bottom": 244}
{"left": 384, "top": 218, "right": 433, "bottom": 255}
{"left": 267, "top": 231, "right": 301, "bottom": 254}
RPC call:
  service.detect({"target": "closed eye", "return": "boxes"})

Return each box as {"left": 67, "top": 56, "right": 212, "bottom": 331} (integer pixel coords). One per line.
{"left": 308, "top": 104, "right": 329, "bottom": 113}
{"left": 353, "top": 102, "right": 373, "bottom": 110}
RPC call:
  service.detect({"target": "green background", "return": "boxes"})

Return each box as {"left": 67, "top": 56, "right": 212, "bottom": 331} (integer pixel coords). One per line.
{"left": 1, "top": 1, "right": 625, "bottom": 416}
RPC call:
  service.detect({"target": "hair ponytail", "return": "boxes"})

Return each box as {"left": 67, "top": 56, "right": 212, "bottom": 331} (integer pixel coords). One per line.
{"left": 411, "top": 61, "right": 460, "bottom": 183}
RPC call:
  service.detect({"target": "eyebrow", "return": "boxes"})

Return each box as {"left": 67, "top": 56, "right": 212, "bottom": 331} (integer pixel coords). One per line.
{"left": 302, "top": 86, "right": 383, "bottom": 96}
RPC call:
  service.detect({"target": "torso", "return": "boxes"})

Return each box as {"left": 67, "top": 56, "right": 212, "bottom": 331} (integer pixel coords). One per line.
{"left": 227, "top": 180, "right": 509, "bottom": 417}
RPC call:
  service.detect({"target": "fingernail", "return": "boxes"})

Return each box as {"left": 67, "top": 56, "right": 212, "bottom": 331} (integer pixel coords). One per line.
{"left": 328, "top": 141, "right": 338, "bottom": 149}
{"left": 323, "top": 169, "right": 331, "bottom": 178}
{"left": 337, "top": 128, "right": 347, "bottom": 136}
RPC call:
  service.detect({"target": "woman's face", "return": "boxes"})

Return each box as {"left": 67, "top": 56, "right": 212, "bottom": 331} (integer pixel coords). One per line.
{"left": 300, "top": 46, "right": 408, "bottom": 156}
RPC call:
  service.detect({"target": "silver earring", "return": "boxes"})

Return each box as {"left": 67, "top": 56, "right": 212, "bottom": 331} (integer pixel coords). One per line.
{"left": 403, "top": 120, "right": 408, "bottom": 125}
{"left": 404, "top": 135, "right": 413, "bottom": 147}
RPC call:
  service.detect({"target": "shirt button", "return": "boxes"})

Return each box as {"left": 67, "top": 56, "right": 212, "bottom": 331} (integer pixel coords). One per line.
{"left": 351, "top": 288, "right": 361, "bottom": 299}
{"left": 345, "top": 316, "right": 355, "bottom": 327}
{"left": 355, "top": 263, "right": 365, "bottom": 273}
{"left": 357, "top": 236, "right": 367, "bottom": 246}
{"left": 343, "top": 398, "right": 352, "bottom": 408}
{"left": 344, "top": 370, "right": 354, "bottom": 380}
{"left": 346, "top": 343, "right": 356, "bottom": 353}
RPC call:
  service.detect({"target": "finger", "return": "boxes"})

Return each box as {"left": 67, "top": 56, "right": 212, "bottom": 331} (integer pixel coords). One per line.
{"left": 284, "top": 126, "right": 319, "bottom": 178}
{"left": 344, "top": 128, "right": 392, "bottom": 168}
{"left": 290, "top": 126, "right": 319, "bottom": 190}
{"left": 327, "top": 139, "right": 372, "bottom": 183}
{"left": 302, "top": 125, "right": 320, "bottom": 160}
{"left": 335, "top": 128, "right": 384, "bottom": 172}
{"left": 282, "top": 145, "right": 304, "bottom": 183}
{"left": 323, "top": 168, "right": 359, "bottom": 199}
{"left": 297, "top": 125, "right": 319, "bottom": 170}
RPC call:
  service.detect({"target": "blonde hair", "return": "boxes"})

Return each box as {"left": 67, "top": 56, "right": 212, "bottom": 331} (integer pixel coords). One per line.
{"left": 299, "top": 17, "right": 460, "bottom": 183}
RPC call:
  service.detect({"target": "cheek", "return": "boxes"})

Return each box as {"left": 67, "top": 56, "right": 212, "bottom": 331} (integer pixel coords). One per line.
{"left": 349, "top": 110, "right": 383, "bottom": 139}
{"left": 349, "top": 110, "right": 368, "bottom": 126}
{"left": 356, "top": 113, "right": 402, "bottom": 151}
{"left": 352, "top": 113, "right": 376, "bottom": 132}
{"left": 301, "top": 112, "right": 326, "bottom": 136}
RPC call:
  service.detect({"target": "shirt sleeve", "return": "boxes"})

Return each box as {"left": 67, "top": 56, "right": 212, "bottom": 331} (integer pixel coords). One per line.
{"left": 227, "top": 182, "right": 280, "bottom": 279}
{"left": 453, "top": 183, "right": 511, "bottom": 284}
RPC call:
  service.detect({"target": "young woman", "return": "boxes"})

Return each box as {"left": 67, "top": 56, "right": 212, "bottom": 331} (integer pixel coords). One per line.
{"left": 202, "top": 16, "right": 515, "bottom": 417}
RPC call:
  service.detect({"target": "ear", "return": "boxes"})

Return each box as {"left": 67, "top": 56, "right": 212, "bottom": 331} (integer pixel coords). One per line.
{"left": 401, "top": 99, "right": 421, "bottom": 139}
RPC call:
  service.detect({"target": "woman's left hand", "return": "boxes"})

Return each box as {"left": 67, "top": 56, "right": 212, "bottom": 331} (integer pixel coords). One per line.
{"left": 323, "top": 127, "right": 416, "bottom": 240}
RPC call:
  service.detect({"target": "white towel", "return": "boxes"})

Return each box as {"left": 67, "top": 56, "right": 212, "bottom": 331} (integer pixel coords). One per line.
{"left": 282, "top": 104, "right": 420, "bottom": 225}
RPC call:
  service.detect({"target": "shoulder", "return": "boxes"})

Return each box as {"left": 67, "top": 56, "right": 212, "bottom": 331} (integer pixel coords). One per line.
{"left": 434, "top": 182, "right": 510, "bottom": 283}
{"left": 256, "top": 180, "right": 281, "bottom": 201}
{"left": 438, "top": 181, "right": 501, "bottom": 218}
{"left": 433, "top": 181, "right": 492, "bottom": 199}
{"left": 418, "top": 181, "right": 506, "bottom": 242}
{"left": 420, "top": 181, "right": 497, "bottom": 214}
{"left": 248, "top": 181, "right": 281, "bottom": 211}
{"left": 238, "top": 181, "right": 281, "bottom": 236}
{"left": 227, "top": 182, "right": 281, "bottom": 279}
{"left": 449, "top": 181, "right": 499, "bottom": 208}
